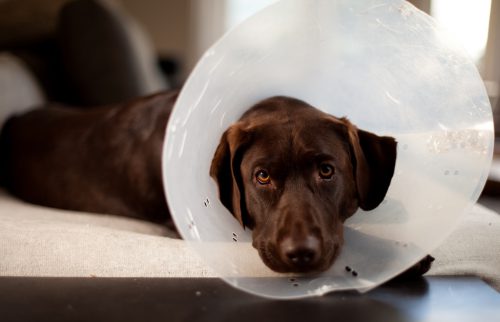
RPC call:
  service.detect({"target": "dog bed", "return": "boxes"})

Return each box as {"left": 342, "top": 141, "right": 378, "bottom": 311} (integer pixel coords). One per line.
{"left": 0, "top": 189, "right": 498, "bottom": 292}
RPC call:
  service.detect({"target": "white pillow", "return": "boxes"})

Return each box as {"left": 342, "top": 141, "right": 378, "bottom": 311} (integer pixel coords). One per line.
{"left": 0, "top": 53, "right": 45, "bottom": 128}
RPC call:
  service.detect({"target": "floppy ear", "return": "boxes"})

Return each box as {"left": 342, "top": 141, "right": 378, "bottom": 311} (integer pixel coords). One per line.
{"left": 344, "top": 121, "right": 397, "bottom": 210}
{"left": 210, "top": 124, "right": 252, "bottom": 228}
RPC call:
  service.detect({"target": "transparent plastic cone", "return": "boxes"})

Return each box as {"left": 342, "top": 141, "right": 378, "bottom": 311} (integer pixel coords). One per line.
{"left": 162, "top": 0, "right": 493, "bottom": 299}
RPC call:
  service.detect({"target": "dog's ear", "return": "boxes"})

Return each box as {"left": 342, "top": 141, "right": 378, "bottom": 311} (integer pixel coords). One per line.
{"left": 344, "top": 120, "right": 397, "bottom": 210}
{"left": 210, "top": 123, "right": 252, "bottom": 228}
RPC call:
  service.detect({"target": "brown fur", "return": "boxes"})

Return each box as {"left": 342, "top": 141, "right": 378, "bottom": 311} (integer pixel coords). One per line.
{"left": 210, "top": 96, "right": 397, "bottom": 273}
{"left": 0, "top": 91, "right": 177, "bottom": 223}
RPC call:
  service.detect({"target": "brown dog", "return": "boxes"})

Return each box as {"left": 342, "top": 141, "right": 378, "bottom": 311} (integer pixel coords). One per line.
{"left": 1, "top": 92, "right": 433, "bottom": 275}
{"left": 0, "top": 91, "right": 177, "bottom": 224}
{"left": 210, "top": 96, "right": 397, "bottom": 273}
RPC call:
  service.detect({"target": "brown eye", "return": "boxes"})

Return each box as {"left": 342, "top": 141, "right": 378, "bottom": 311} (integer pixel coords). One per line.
{"left": 256, "top": 170, "right": 271, "bottom": 185}
{"left": 319, "top": 163, "right": 335, "bottom": 179}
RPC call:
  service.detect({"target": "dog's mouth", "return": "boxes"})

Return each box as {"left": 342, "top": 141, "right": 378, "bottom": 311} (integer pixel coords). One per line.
{"left": 254, "top": 240, "right": 340, "bottom": 274}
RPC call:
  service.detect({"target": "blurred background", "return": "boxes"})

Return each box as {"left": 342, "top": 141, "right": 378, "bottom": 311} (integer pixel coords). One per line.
{"left": 1, "top": 0, "right": 500, "bottom": 206}
{"left": 1, "top": 0, "right": 498, "bottom": 100}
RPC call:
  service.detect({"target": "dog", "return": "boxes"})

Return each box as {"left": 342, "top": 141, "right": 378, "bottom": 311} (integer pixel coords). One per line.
{"left": 210, "top": 96, "right": 398, "bottom": 273}
{"left": 0, "top": 91, "right": 433, "bottom": 275}
{"left": 0, "top": 91, "right": 177, "bottom": 224}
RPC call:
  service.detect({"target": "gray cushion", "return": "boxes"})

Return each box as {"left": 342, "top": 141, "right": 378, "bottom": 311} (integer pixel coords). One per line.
{"left": 0, "top": 188, "right": 499, "bottom": 292}
{"left": 0, "top": 53, "right": 44, "bottom": 128}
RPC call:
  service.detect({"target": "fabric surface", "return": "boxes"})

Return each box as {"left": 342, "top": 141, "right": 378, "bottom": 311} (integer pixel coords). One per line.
{"left": 0, "top": 189, "right": 498, "bottom": 291}
{"left": 428, "top": 203, "right": 500, "bottom": 291}
{"left": 0, "top": 189, "right": 213, "bottom": 278}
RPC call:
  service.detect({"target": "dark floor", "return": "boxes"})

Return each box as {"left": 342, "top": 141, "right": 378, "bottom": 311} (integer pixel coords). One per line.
{"left": 0, "top": 276, "right": 498, "bottom": 322}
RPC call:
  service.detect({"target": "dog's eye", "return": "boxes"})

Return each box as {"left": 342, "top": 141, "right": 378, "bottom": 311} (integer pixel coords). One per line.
{"left": 256, "top": 170, "right": 271, "bottom": 185}
{"left": 319, "top": 163, "right": 335, "bottom": 179}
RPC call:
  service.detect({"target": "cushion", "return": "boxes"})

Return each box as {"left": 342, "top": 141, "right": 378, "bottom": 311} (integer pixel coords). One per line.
{"left": 0, "top": 189, "right": 498, "bottom": 291}
{"left": 428, "top": 203, "right": 500, "bottom": 291}
{"left": 0, "top": 53, "right": 44, "bottom": 128}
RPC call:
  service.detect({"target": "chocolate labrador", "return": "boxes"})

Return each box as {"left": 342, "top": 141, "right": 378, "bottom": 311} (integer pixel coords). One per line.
{"left": 210, "top": 96, "right": 398, "bottom": 273}
{"left": 0, "top": 91, "right": 433, "bottom": 275}
{"left": 0, "top": 91, "right": 177, "bottom": 224}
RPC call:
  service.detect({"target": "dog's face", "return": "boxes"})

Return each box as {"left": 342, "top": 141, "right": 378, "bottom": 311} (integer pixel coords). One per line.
{"left": 210, "top": 97, "right": 397, "bottom": 273}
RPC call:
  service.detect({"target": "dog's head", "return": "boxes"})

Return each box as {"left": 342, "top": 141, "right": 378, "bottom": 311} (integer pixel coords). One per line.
{"left": 210, "top": 97, "right": 397, "bottom": 273}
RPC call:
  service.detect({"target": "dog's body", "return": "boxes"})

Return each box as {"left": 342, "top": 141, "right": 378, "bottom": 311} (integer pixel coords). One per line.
{"left": 0, "top": 92, "right": 433, "bottom": 275}
{"left": 0, "top": 91, "right": 177, "bottom": 223}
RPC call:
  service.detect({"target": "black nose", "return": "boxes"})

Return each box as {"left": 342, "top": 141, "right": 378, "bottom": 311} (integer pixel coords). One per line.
{"left": 280, "top": 236, "right": 321, "bottom": 270}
